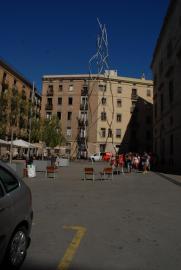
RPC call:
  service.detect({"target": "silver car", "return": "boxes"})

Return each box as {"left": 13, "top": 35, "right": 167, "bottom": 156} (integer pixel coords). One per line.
{"left": 0, "top": 161, "right": 33, "bottom": 269}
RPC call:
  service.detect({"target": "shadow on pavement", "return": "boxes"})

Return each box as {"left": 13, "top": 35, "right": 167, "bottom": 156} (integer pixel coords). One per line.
{"left": 21, "top": 262, "right": 56, "bottom": 270}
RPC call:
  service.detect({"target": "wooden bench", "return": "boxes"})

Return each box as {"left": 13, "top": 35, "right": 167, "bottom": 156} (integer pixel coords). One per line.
{"left": 84, "top": 167, "right": 95, "bottom": 182}
{"left": 100, "top": 167, "right": 113, "bottom": 181}
{"left": 45, "top": 166, "right": 57, "bottom": 179}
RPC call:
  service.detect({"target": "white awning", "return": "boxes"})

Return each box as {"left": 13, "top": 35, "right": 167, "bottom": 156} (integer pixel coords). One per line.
{"left": 0, "top": 139, "right": 10, "bottom": 145}
{"left": 12, "top": 139, "right": 35, "bottom": 148}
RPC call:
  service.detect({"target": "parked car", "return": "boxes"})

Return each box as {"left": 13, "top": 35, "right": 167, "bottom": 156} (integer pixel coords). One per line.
{"left": 89, "top": 152, "right": 103, "bottom": 162}
{"left": 0, "top": 161, "right": 33, "bottom": 269}
{"left": 102, "top": 152, "right": 113, "bottom": 162}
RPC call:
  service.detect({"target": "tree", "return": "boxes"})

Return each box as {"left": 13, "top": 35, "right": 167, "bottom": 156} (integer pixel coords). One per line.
{"left": 31, "top": 118, "right": 44, "bottom": 143}
{"left": 42, "top": 115, "right": 65, "bottom": 148}
{"left": 0, "top": 88, "right": 10, "bottom": 138}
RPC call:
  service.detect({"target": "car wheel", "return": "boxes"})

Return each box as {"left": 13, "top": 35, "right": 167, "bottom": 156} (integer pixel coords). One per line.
{"left": 4, "top": 227, "right": 28, "bottom": 269}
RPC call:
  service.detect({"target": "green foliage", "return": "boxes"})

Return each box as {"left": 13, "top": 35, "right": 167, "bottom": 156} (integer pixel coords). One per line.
{"left": 31, "top": 118, "right": 44, "bottom": 143}
{"left": 42, "top": 115, "right": 65, "bottom": 148}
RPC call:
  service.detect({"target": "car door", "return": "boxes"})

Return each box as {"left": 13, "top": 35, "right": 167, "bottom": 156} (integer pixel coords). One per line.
{"left": 0, "top": 176, "right": 14, "bottom": 261}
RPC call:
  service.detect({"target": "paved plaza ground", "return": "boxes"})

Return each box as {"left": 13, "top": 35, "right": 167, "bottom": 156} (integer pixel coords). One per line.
{"left": 21, "top": 160, "right": 181, "bottom": 270}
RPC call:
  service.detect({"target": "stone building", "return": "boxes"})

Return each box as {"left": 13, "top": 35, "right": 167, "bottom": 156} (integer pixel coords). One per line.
{"left": 151, "top": 0, "right": 181, "bottom": 173}
{"left": 0, "top": 58, "right": 41, "bottom": 140}
{"left": 41, "top": 71, "right": 153, "bottom": 158}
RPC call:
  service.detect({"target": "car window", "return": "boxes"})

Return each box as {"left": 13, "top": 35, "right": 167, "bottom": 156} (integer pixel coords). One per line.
{"left": 0, "top": 167, "right": 19, "bottom": 193}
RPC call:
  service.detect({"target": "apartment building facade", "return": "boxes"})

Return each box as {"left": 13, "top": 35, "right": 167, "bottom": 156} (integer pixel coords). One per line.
{"left": 41, "top": 71, "right": 153, "bottom": 158}
{"left": 0, "top": 59, "right": 41, "bottom": 140}
{"left": 151, "top": 0, "right": 181, "bottom": 173}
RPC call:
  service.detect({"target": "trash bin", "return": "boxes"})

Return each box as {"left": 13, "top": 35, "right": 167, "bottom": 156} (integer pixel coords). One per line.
{"left": 27, "top": 164, "right": 36, "bottom": 178}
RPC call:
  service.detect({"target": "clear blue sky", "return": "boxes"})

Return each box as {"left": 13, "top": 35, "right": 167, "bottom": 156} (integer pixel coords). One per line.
{"left": 0, "top": 0, "right": 170, "bottom": 92}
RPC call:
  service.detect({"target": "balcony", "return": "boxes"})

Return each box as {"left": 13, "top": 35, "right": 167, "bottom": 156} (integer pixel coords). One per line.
{"left": 81, "top": 87, "right": 88, "bottom": 96}
{"left": 46, "top": 90, "right": 54, "bottom": 96}
{"left": 77, "top": 136, "right": 86, "bottom": 143}
{"left": 80, "top": 103, "right": 88, "bottom": 110}
{"left": 45, "top": 103, "right": 53, "bottom": 110}
{"left": 131, "top": 94, "right": 138, "bottom": 100}
{"left": 78, "top": 119, "right": 88, "bottom": 126}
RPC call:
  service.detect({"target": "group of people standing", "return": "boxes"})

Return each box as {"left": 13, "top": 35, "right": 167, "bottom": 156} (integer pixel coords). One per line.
{"left": 110, "top": 152, "right": 152, "bottom": 174}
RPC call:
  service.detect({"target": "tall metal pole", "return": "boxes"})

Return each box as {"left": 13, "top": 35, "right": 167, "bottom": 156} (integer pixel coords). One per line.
{"left": 27, "top": 82, "right": 34, "bottom": 159}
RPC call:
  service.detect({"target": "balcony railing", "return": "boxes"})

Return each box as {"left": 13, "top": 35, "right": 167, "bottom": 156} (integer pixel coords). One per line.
{"left": 78, "top": 119, "right": 88, "bottom": 126}
{"left": 45, "top": 103, "right": 53, "bottom": 110}
{"left": 81, "top": 87, "right": 88, "bottom": 96}
{"left": 46, "top": 90, "right": 54, "bottom": 96}
{"left": 80, "top": 103, "right": 88, "bottom": 110}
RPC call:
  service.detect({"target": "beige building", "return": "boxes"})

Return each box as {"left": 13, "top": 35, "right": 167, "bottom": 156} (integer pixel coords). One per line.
{"left": 0, "top": 58, "right": 41, "bottom": 140}
{"left": 151, "top": 0, "right": 181, "bottom": 173}
{"left": 41, "top": 71, "right": 153, "bottom": 158}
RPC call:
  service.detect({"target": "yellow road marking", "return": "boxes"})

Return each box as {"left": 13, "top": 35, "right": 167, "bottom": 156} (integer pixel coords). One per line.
{"left": 57, "top": 226, "right": 87, "bottom": 270}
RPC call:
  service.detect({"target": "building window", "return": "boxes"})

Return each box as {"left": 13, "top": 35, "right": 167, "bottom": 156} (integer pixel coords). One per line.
{"left": 101, "top": 112, "right": 107, "bottom": 121}
{"left": 117, "top": 86, "right": 122, "bottom": 93}
{"left": 99, "top": 85, "right": 106, "bottom": 92}
{"left": 47, "top": 98, "right": 52, "bottom": 104}
{"left": 67, "top": 111, "right": 72, "bottom": 120}
{"left": 80, "top": 111, "right": 87, "bottom": 121}
{"left": 101, "top": 97, "right": 106, "bottom": 105}
{"left": 3, "top": 72, "right": 7, "bottom": 80}
{"left": 59, "top": 85, "right": 63, "bottom": 91}
{"left": 48, "top": 85, "right": 53, "bottom": 91}
{"left": 58, "top": 97, "right": 62, "bottom": 105}
{"left": 147, "top": 89, "right": 151, "bottom": 97}
{"left": 169, "top": 80, "right": 174, "bottom": 103}
{"left": 116, "top": 129, "right": 121, "bottom": 138}
{"left": 108, "top": 128, "right": 112, "bottom": 137}
{"left": 57, "top": 112, "right": 61, "bottom": 120}
{"left": 68, "top": 97, "right": 73, "bottom": 105}
{"left": 100, "top": 128, "right": 106, "bottom": 137}
{"left": 66, "top": 127, "right": 72, "bottom": 136}
{"left": 117, "top": 99, "right": 122, "bottom": 107}
{"left": 116, "top": 114, "right": 122, "bottom": 122}
{"left": 69, "top": 84, "right": 74, "bottom": 91}
{"left": 132, "top": 88, "right": 137, "bottom": 95}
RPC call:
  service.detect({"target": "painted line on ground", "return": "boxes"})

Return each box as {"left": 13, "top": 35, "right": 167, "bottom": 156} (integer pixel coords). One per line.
{"left": 57, "top": 225, "right": 87, "bottom": 270}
